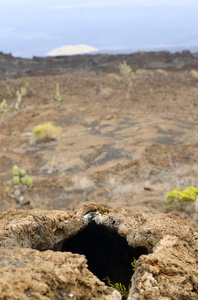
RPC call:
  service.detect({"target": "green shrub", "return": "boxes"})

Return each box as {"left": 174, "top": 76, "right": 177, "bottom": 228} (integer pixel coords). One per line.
{"left": 0, "top": 86, "right": 25, "bottom": 135}
{"left": 54, "top": 83, "right": 67, "bottom": 102}
{"left": 7, "top": 82, "right": 29, "bottom": 97}
{"left": 0, "top": 99, "right": 8, "bottom": 115}
{"left": 31, "top": 122, "right": 62, "bottom": 144}
{"left": 20, "top": 87, "right": 27, "bottom": 96}
{"left": 164, "top": 186, "right": 197, "bottom": 210}
{"left": 7, "top": 86, "right": 15, "bottom": 97}
{"left": 119, "top": 61, "right": 134, "bottom": 99}
{"left": 167, "top": 186, "right": 197, "bottom": 203}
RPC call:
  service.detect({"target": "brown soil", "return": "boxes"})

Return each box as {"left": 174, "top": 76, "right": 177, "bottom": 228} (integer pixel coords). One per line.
{"left": 1, "top": 68, "right": 198, "bottom": 230}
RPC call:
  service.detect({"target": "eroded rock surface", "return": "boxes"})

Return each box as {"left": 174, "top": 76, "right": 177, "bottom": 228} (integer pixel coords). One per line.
{"left": 0, "top": 203, "right": 198, "bottom": 299}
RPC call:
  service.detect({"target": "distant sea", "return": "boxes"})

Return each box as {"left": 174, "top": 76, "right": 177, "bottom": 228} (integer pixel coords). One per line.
{"left": 99, "top": 46, "right": 198, "bottom": 55}
{"left": 1, "top": 1, "right": 198, "bottom": 58}
{"left": 7, "top": 45, "right": 198, "bottom": 59}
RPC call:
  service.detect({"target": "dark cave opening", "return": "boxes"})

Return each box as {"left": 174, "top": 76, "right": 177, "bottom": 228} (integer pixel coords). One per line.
{"left": 62, "top": 221, "right": 148, "bottom": 289}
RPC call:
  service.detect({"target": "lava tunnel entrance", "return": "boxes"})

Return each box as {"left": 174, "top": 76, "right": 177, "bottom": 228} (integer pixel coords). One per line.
{"left": 62, "top": 221, "right": 148, "bottom": 289}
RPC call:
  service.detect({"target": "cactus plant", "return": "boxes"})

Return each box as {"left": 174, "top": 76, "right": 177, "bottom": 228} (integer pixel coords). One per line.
{"left": 13, "top": 176, "right": 20, "bottom": 185}
{"left": 25, "top": 177, "right": 33, "bottom": 187}
{"left": 4, "top": 187, "right": 10, "bottom": 196}
{"left": 20, "top": 177, "right": 26, "bottom": 185}
{"left": 13, "top": 165, "right": 19, "bottom": 176}
{"left": 0, "top": 99, "right": 8, "bottom": 115}
{"left": 19, "top": 169, "right": 26, "bottom": 177}
{"left": 54, "top": 83, "right": 67, "bottom": 102}
{"left": 0, "top": 82, "right": 29, "bottom": 134}
{"left": 119, "top": 61, "right": 134, "bottom": 99}
{"left": 20, "top": 87, "right": 27, "bottom": 96}
{"left": 7, "top": 86, "right": 15, "bottom": 97}
{"left": 5, "top": 166, "right": 33, "bottom": 207}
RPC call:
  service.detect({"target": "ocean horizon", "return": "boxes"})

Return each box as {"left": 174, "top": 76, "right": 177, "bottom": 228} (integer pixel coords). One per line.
{"left": 1, "top": 0, "right": 198, "bottom": 58}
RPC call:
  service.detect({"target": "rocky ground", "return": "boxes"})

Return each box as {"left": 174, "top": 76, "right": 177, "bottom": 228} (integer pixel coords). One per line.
{"left": 0, "top": 203, "right": 197, "bottom": 300}
{"left": 1, "top": 63, "right": 198, "bottom": 229}
{"left": 1, "top": 52, "right": 198, "bottom": 299}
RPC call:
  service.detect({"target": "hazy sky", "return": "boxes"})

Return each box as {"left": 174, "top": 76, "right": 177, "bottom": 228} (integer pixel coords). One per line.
{"left": 0, "top": 0, "right": 198, "bottom": 57}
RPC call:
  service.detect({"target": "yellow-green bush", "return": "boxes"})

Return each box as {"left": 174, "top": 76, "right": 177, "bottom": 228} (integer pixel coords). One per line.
{"left": 165, "top": 186, "right": 197, "bottom": 209}
{"left": 31, "top": 122, "right": 62, "bottom": 144}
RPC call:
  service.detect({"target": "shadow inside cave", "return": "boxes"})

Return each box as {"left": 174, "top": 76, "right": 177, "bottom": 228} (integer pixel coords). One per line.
{"left": 62, "top": 221, "right": 148, "bottom": 288}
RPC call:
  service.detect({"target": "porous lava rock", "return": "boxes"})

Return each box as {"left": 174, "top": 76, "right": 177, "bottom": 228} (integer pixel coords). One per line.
{"left": 0, "top": 203, "right": 198, "bottom": 300}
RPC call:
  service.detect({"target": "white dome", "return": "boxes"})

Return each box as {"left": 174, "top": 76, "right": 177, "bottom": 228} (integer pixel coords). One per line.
{"left": 46, "top": 44, "right": 99, "bottom": 56}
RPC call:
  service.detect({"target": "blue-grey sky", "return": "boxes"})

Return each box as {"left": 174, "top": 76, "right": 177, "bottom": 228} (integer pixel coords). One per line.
{"left": 0, "top": 0, "right": 198, "bottom": 57}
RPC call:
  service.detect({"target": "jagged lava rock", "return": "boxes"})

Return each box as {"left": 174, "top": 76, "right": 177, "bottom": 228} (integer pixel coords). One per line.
{"left": 0, "top": 203, "right": 197, "bottom": 299}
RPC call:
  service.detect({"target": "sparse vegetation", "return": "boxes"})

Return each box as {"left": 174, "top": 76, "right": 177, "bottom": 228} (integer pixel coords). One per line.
{"left": 0, "top": 99, "right": 8, "bottom": 116}
{"left": 7, "top": 86, "right": 15, "bottom": 97}
{"left": 4, "top": 165, "right": 33, "bottom": 206}
{"left": 119, "top": 61, "right": 134, "bottom": 99}
{"left": 20, "top": 82, "right": 29, "bottom": 96}
{"left": 30, "top": 122, "right": 62, "bottom": 144}
{"left": 108, "top": 281, "right": 130, "bottom": 299}
{"left": 0, "top": 83, "right": 30, "bottom": 135}
{"left": 164, "top": 186, "right": 198, "bottom": 210}
{"left": 53, "top": 83, "right": 67, "bottom": 102}
{"left": 107, "top": 257, "right": 137, "bottom": 299}
{"left": 7, "top": 82, "right": 29, "bottom": 98}
{"left": 131, "top": 257, "right": 137, "bottom": 271}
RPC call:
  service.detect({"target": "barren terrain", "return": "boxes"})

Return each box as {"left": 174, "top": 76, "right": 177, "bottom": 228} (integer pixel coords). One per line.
{"left": 1, "top": 60, "right": 198, "bottom": 230}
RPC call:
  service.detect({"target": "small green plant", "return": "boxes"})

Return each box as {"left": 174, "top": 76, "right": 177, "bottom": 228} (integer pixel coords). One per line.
{"left": 164, "top": 186, "right": 198, "bottom": 209}
{"left": 0, "top": 99, "right": 8, "bottom": 128}
{"left": 1, "top": 83, "right": 30, "bottom": 134}
{"left": 13, "top": 165, "right": 19, "bottom": 176}
{"left": 108, "top": 282, "right": 130, "bottom": 299}
{"left": 31, "top": 122, "right": 62, "bottom": 144}
{"left": 119, "top": 61, "right": 134, "bottom": 99}
{"left": 12, "top": 165, "right": 33, "bottom": 187}
{"left": 0, "top": 99, "right": 8, "bottom": 115}
{"left": 20, "top": 87, "right": 26, "bottom": 96}
{"left": 4, "top": 187, "right": 10, "bottom": 196}
{"left": 7, "top": 86, "right": 15, "bottom": 97}
{"left": 25, "top": 82, "right": 30, "bottom": 89}
{"left": 20, "top": 82, "right": 29, "bottom": 96}
{"left": 54, "top": 83, "right": 67, "bottom": 102}
{"left": 131, "top": 257, "right": 137, "bottom": 271}
{"left": 107, "top": 257, "right": 137, "bottom": 299}
{"left": 0, "top": 94, "right": 23, "bottom": 135}
{"left": 4, "top": 165, "right": 33, "bottom": 206}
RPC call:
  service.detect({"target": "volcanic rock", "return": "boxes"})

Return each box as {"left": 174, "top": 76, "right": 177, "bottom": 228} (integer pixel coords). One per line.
{"left": 0, "top": 203, "right": 197, "bottom": 299}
